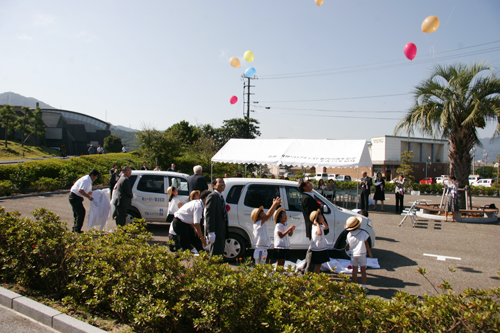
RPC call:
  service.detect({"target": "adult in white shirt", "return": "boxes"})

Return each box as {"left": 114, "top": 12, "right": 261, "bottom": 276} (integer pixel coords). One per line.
{"left": 172, "top": 190, "right": 210, "bottom": 252}
{"left": 68, "top": 169, "right": 100, "bottom": 233}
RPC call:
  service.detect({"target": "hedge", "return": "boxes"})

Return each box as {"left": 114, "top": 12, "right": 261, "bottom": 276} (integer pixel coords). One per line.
{"left": 0, "top": 153, "right": 141, "bottom": 192}
{"left": 1, "top": 207, "right": 499, "bottom": 332}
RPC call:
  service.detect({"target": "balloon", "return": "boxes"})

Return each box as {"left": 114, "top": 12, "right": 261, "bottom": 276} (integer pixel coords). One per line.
{"left": 421, "top": 15, "right": 440, "bottom": 33}
{"left": 244, "top": 67, "right": 256, "bottom": 78}
{"left": 315, "top": 0, "right": 324, "bottom": 6}
{"left": 229, "top": 57, "right": 240, "bottom": 68}
{"left": 404, "top": 43, "right": 417, "bottom": 61}
{"left": 230, "top": 96, "right": 238, "bottom": 104}
{"left": 243, "top": 50, "right": 254, "bottom": 62}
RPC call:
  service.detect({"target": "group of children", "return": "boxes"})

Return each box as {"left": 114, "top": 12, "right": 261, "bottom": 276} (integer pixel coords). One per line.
{"left": 251, "top": 199, "right": 372, "bottom": 289}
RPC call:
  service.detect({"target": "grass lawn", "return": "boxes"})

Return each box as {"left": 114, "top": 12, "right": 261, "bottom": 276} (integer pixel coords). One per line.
{"left": 0, "top": 140, "right": 59, "bottom": 160}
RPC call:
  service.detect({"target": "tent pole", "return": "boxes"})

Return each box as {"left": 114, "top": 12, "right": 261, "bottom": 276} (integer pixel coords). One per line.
{"left": 357, "top": 168, "right": 360, "bottom": 209}
{"left": 211, "top": 162, "right": 214, "bottom": 184}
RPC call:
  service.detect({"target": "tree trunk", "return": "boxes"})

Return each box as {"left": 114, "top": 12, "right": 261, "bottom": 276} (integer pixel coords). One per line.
{"left": 448, "top": 128, "right": 475, "bottom": 209}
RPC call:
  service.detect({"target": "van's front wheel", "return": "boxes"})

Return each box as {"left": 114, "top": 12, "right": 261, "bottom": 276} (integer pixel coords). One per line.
{"left": 224, "top": 233, "right": 246, "bottom": 261}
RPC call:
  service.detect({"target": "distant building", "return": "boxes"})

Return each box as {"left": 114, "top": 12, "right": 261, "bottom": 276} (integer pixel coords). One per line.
{"left": 0, "top": 105, "right": 111, "bottom": 156}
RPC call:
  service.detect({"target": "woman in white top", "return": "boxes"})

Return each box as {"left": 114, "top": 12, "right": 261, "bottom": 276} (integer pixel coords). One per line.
{"left": 309, "top": 209, "right": 330, "bottom": 273}
{"left": 273, "top": 207, "right": 296, "bottom": 267}
{"left": 251, "top": 197, "right": 282, "bottom": 265}
{"left": 167, "top": 186, "right": 183, "bottom": 251}
{"left": 317, "top": 179, "right": 327, "bottom": 194}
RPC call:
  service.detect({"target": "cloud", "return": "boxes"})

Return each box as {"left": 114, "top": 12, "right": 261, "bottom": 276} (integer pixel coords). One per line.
{"left": 220, "top": 49, "right": 227, "bottom": 58}
{"left": 33, "top": 14, "right": 55, "bottom": 26}
{"left": 16, "top": 34, "right": 33, "bottom": 41}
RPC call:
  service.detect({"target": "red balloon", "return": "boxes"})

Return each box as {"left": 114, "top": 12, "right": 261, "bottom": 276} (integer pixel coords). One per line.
{"left": 404, "top": 43, "right": 417, "bottom": 61}
{"left": 230, "top": 95, "right": 238, "bottom": 104}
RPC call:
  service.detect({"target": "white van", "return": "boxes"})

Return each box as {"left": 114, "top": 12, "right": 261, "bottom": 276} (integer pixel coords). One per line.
{"left": 222, "top": 178, "right": 375, "bottom": 261}
{"left": 469, "top": 175, "right": 481, "bottom": 185}
{"left": 471, "top": 179, "right": 494, "bottom": 187}
{"left": 125, "top": 170, "right": 191, "bottom": 223}
{"left": 313, "top": 173, "right": 329, "bottom": 181}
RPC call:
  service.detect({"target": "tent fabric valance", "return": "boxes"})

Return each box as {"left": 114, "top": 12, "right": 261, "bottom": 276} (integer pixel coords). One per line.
{"left": 211, "top": 139, "right": 372, "bottom": 168}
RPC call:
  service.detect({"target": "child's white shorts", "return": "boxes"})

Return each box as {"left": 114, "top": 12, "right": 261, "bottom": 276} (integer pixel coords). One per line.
{"left": 351, "top": 256, "right": 367, "bottom": 268}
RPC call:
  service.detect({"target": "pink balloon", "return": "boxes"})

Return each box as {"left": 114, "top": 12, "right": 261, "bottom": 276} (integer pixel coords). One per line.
{"left": 404, "top": 43, "right": 417, "bottom": 61}
{"left": 230, "top": 95, "right": 238, "bottom": 104}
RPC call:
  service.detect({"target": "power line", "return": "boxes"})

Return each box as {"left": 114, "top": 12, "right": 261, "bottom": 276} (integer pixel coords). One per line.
{"left": 255, "top": 109, "right": 401, "bottom": 120}
{"left": 260, "top": 92, "right": 411, "bottom": 103}
{"left": 259, "top": 42, "right": 500, "bottom": 80}
{"left": 254, "top": 105, "right": 407, "bottom": 113}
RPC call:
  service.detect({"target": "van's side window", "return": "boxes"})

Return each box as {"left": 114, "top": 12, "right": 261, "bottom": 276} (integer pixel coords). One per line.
{"left": 226, "top": 185, "right": 244, "bottom": 204}
{"left": 244, "top": 185, "right": 280, "bottom": 209}
{"left": 137, "top": 175, "right": 164, "bottom": 193}
{"left": 168, "top": 177, "right": 189, "bottom": 196}
{"left": 285, "top": 186, "right": 303, "bottom": 212}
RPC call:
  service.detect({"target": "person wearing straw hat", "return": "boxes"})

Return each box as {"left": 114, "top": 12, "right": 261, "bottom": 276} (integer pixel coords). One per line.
{"left": 309, "top": 209, "right": 330, "bottom": 273}
{"left": 298, "top": 179, "right": 329, "bottom": 272}
{"left": 167, "top": 186, "right": 183, "bottom": 252}
{"left": 251, "top": 197, "right": 282, "bottom": 265}
{"left": 273, "top": 207, "right": 295, "bottom": 267}
{"left": 344, "top": 216, "right": 373, "bottom": 290}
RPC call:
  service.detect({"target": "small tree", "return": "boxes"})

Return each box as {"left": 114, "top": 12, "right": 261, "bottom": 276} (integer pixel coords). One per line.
{"left": 104, "top": 134, "right": 123, "bottom": 153}
{"left": 0, "top": 105, "right": 17, "bottom": 148}
{"left": 135, "top": 126, "right": 180, "bottom": 169}
{"left": 30, "top": 107, "right": 45, "bottom": 147}
{"left": 15, "top": 107, "right": 33, "bottom": 148}
{"left": 397, "top": 150, "right": 415, "bottom": 185}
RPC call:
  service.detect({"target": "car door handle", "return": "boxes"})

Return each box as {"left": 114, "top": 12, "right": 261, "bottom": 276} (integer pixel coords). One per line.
{"left": 244, "top": 211, "right": 251, "bottom": 216}
{"left": 291, "top": 216, "right": 301, "bottom": 220}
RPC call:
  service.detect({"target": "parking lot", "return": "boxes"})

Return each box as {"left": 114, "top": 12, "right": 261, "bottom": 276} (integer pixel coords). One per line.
{"left": 1, "top": 191, "right": 499, "bottom": 299}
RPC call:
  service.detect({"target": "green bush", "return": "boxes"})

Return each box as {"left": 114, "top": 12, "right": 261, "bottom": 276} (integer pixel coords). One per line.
{"left": 1, "top": 208, "right": 499, "bottom": 332}
{"left": 10, "top": 163, "right": 38, "bottom": 190}
{"left": 33, "top": 177, "right": 61, "bottom": 192}
{"left": 0, "top": 164, "right": 17, "bottom": 181}
{"left": 0, "top": 180, "right": 13, "bottom": 196}
{"left": 0, "top": 208, "right": 73, "bottom": 295}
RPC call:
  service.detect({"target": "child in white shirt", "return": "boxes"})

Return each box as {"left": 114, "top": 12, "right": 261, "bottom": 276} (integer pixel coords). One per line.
{"left": 251, "top": 197, "right": 282, "bottom": 265}
{"left": 309, "top": 209, "right": 330, "bottom": 273}
{"left": 344, "top": 216, "right": 373, "bottom": 290}
{"left": 273, "top": 207, "right": 295, "bottom": 267}
{"left": 167, "top": 186, "right": 183, "bottom": 252}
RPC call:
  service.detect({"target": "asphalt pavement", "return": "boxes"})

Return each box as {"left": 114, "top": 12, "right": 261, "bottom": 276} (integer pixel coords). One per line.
{"left": 0, "top": 304, "right": 58, "bottom": 333}
{"left": 0, "top": 191, "right": 499, "bottom": 300}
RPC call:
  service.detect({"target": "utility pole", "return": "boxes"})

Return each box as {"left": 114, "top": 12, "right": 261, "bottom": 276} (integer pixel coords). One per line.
{"left": 242, "top": 75, "right": 255, "bottom": 138}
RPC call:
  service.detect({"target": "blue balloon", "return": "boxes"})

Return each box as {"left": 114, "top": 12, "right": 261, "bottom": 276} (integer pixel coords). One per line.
{"left": 245, "top": 67, "right": 256, "bottom": 78}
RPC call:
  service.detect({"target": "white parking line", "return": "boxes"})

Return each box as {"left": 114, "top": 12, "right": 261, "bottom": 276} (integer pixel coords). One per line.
{"left": 423, "top": 253, "right": 461, "bottom": 261}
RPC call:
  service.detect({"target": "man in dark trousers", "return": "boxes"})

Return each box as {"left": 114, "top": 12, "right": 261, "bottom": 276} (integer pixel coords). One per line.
{"left": 187, "top": 165, "right": 208, "bottom": 192}
{"left": 205, "top": 177, "right": 228, "bottom": 257}
{"left": 68, "top": 169, "right": 100, "bottom": 233}
{"left": 298, "top": 178, "right": 329, "bottom": 272}
{"left": 114, "top": 166, "right": 134, "bottom": 226}
{"left": 359, "top": 171, "right": 372, "bottom": 211}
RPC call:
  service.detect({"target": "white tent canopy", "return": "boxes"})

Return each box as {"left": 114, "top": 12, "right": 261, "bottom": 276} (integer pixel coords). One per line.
{"left": 211, "top": 139, "right": 372, "bottom": 168}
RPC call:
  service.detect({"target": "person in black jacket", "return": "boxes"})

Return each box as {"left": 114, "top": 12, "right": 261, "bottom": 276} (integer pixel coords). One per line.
{"left": 205, "top": 177, "right": 228, "bottom": 257}
{"left": 298, "top": 179, "right": 329, "bottom": 272}
{"left": 359, "top": 171, "right": 372, "bottom": 211}
{"left": 187, "top": 165, "right": 208, "bottom": 192}
{"left": 114, "top": 166, "right": 134, "bottom": 226}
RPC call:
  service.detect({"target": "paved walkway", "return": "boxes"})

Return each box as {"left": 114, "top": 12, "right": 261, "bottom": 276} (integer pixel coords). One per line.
{"left": 0, "top": 304, "right": 58, "bottom": 333}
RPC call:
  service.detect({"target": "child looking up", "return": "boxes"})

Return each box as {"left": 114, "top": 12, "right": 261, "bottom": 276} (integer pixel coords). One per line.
{"left": 309, "top": 209, "right": 330, "bottom": 273}
{"left": 344, "top": 216, "right": 373, "bottom": 290}
{"left": 273, "top": 207, "right": 295, "bottom": 267}
{"left": 251, "top": 197, "right": 282, "bottom": 265}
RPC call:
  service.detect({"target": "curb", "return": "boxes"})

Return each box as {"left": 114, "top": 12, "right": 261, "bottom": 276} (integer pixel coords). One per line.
{"left": 0, "top": 286, "right": 106, "bottom": 333}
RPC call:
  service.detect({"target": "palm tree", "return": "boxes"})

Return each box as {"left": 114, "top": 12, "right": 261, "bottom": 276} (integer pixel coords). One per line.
{"left": 395, "top": 63, "right": 500, "bottom": 206}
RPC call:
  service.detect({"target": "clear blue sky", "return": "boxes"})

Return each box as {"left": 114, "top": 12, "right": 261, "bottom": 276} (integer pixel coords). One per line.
{"left": 1, "top": 0, "right": 499, "bottom": 141}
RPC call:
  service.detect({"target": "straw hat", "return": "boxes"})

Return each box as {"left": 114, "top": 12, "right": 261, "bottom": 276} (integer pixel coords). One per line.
{"left": 251, "top": 206, "right": 264, "bottom": 223}
{"left": 273, "top": 207, "right": 286, "bottom": 224}
{"left": 189, "top": 190, "right": 200, "bottom": 200}
{"left": 167, "top": 186, "right": 173, "bottom": 197}
{"left": 309, "top": 209, "right": 321, "bottom": 223}
{"left": 345, "top": 216, "right": 362, "bottom": 231}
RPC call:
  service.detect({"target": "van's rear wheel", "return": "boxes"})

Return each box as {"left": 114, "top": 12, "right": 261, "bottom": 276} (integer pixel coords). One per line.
{"left": 126, "top": 209, "right": 141, "bottom": 224}
{"left": 224, "top": 233, "right": 246, "bottom": 261}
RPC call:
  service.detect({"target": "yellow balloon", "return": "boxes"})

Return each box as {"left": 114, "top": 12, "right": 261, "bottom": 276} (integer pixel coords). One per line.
{"left": 229, "top": 57, "right": 240, "bottom": 68}
{"left": 243, "top": 50, "right": 254, "bottom": 62}
{"left": 421, "top": 15, "right": 440, "bottom": 33}
{"left": 315, "top": 0, "right": 324, "bottom": 6}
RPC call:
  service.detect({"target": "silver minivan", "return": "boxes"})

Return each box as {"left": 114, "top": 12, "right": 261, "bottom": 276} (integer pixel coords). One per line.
{"left": 222, "top": 178, "right": 375, "bottom": 260}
